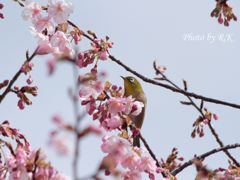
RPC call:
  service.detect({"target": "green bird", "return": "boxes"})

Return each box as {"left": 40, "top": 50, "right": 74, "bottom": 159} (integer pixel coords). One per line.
{"left": 121, "top": 76, "right": 147, "bottom": 147}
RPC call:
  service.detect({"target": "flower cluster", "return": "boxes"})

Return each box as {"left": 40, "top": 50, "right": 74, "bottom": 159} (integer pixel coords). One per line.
{"left": 15, "top": 61, "right": 38, "bottom": 110}
{"left": 194, "top": 160, "right": 240, "bottom": 179}
{"left": 214, "top": 165, "right": 240, "bottom": 179}
{"left": 76, "top": 35, "right": 113, "bottom": 69}
{"left": 160, "top": 148, "right": 184, "bottom": 173}
{"left": 101, "top": 135, "right": 159, "bottom": 180}
{"left": 22, "top": 0, "right": 74, "bottom": 58}
{"left": 79, "top": 67, "right": 144, "bottom": 133}
{"left": 5, "top": 147, "right": 69, "bottom": 180}
{"left": 0, "top": 121, "right": 68, "bottom": 179}
{"left": 211, "top": 1, "right": 237, "bottom": 26}
{"left": 191, "top": 108, "right": 218, "bottom": 138}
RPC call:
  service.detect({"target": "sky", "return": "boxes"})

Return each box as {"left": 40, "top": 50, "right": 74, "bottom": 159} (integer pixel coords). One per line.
{"left": 1, "top": 0, "right": 240, "bottom": 179}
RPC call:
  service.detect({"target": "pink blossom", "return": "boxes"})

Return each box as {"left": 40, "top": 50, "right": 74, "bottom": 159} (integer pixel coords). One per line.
{"left": 131, "top": 101, "right": 144, "bottom": 116}
{"left": 76, "top": 52, "right": 94, "bottom": 68}
{"left": 33, "top": 16, "right": 54, "bottom": 34}
{"left": 79, "top": 80, "right": 104, "bottom": 100}
{"left": 50, "top": 31, "right": 74, "bottom": 57}
{"left": 22, "top": 1, "right": 42, "bottom": 21}
{"left": 101, "top": 136, "right": 129, "bottom": 163}
{"left": 123, "top": 170, "right": 141, "bottom": 180}
{"left": 70, "top": 31, "right": 81, "bottom": 45}
{"left": 102, "top": 115, "right": 122, "bottom": 131}
{"left": 47, "top": 0, "right": 73, "bottom": 24}
{"left": 98, "top": 51, "right": 109, "bottom": 60}
{"left": 108, "top": 97, "right": 126, "bottom": 115}
{"left": 121, "top": 152, "right": 140, "bottom": 170}
{"left": 108, "top": 97, "right": 143, "bottom": 116}
{"left": 138, "top": 156, "right": 157, "bottom": 174}
{"left": 30, "top": 27, "right": 53, "bottom": 55}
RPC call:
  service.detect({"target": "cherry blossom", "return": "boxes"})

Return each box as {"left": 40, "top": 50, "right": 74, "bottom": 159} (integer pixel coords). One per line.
{"left": 47, "top": 0, "right": 73, "bottom": 24}
{"left": 50, "top": 31, "right": 74, "bottom": 57}
{"left": 22, "top": 1, "right": 42, "bottom": 21}
{"left": 100, "top": 135, "right": 158, "bottom": 179}
{"left": 32, "top": 16, "right": 54, "bottom": 34}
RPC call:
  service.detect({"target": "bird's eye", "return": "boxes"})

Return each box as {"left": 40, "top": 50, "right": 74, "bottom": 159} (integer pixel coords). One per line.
{"left": 129, "top": 77, "right": 134, "bottom": 83}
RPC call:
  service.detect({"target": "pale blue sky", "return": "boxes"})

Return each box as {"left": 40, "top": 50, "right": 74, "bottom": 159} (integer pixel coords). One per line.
{"left": 1, "top": 0, "right": 240, "bottom": 179}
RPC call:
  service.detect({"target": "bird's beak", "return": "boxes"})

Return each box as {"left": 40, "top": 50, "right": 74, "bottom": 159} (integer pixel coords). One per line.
{"left": 120, "top": 76, "right": 125, "bottom": 80}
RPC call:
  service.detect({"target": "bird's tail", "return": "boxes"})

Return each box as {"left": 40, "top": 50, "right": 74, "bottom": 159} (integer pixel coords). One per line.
{"left": 133, "top": 136, "right": 140, "bottom": 147}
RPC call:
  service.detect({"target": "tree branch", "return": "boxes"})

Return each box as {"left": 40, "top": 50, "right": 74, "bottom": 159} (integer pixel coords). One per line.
{"left": 109, "top": 55, "right": 240, "bottom": 110}
{"left": 171, "top": 143, "right": 240, "bottom": 176}
{"left": 0, "top": 47, "right": 38, "bottom": 104}
{"left": 67, "top": 20, "right": 240, "bottom": 110}
{"left": 153, "top": 62, "right": 240, "bottom": 167}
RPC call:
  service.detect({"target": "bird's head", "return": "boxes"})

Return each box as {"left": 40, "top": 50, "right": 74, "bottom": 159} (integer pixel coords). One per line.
{"left": 121, "top": 76, "right": 144, "bottom": 97}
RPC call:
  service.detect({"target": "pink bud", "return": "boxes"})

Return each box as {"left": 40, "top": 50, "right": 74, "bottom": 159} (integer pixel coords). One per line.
{"left": 111, "top": 85, "right": 118, "bottom": 91}
{"left": 36, "top": 43, "right": 53, "bottom": 55}
{"left": 178, "top": 157, "right": 184, "bottom": 161}
{"left": 26, "top": 76, "right": 33, "bottom": 85}
{"left": 99, "top": 51, "right": 109, "bottom": 60}
{"left": 218, "top": 15, "right": 223, "bottom": 24}
{"left": 213, "top": 113, "right": 218, "bottom": 120}
{"left": 18, "top": 100, "right": 25, "bottom": 110}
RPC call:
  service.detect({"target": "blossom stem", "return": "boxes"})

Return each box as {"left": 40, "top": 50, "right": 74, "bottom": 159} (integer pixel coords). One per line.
{"left": 0, "top": 47, "right": 38, "bottom": 104}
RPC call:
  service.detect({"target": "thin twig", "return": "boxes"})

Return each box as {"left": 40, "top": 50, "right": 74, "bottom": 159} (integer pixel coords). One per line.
{"left": 139, "top": 133, "right": 160, "bottom": 167}
{"left": 110, "top": 55, "right": 240, "bottom": 109}
{"left": 207, "top": 122, "right": 240, "bottom": 167}
{"left": 171, "top": 143, "right": 240, "bottom": 176}
{"left": 66, "top": 20, "right": 240, "bottom": 110}
{"left": 66, "top": 19, "right": 240, "bottom": 171}
{"left": 153, "top": 63, "right": 240, "bottom": 167}
{"left": 0, "top": 47, "right": 38, "bottom": 103}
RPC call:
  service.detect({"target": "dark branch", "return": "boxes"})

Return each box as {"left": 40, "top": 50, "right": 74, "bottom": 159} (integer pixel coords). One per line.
{"left": 109, "top": 55, "right": 240, "bottom": 110}
{"left": 0, "top": 47, "right": 38, "bottom": 103}
{"left": 153, "top": 62, "right": 240, "bottom": 167}
{"left": 171, "top": 143, "right": 240, "bottom": 176}
{"left": 67, "top": 20, "right": 240, "bottom": 110}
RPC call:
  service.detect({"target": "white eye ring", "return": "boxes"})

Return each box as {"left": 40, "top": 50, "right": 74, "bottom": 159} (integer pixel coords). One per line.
{"left": 129, "top": 77, "right": 134, "bottom": 83}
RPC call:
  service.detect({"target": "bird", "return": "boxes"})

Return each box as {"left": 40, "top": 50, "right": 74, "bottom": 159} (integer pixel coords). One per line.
{"left": 121, "top": 76, "right": 147, "bottom": 147}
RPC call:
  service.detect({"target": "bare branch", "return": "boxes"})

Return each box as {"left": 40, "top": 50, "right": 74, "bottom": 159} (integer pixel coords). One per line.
{"left": 172, "top": 143, "right": 240, "bottom": 176}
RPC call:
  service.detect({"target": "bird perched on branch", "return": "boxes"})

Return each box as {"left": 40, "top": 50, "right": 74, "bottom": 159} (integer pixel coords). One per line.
{"left": 121, "top": 76, "right": 147, "bottom": 147}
